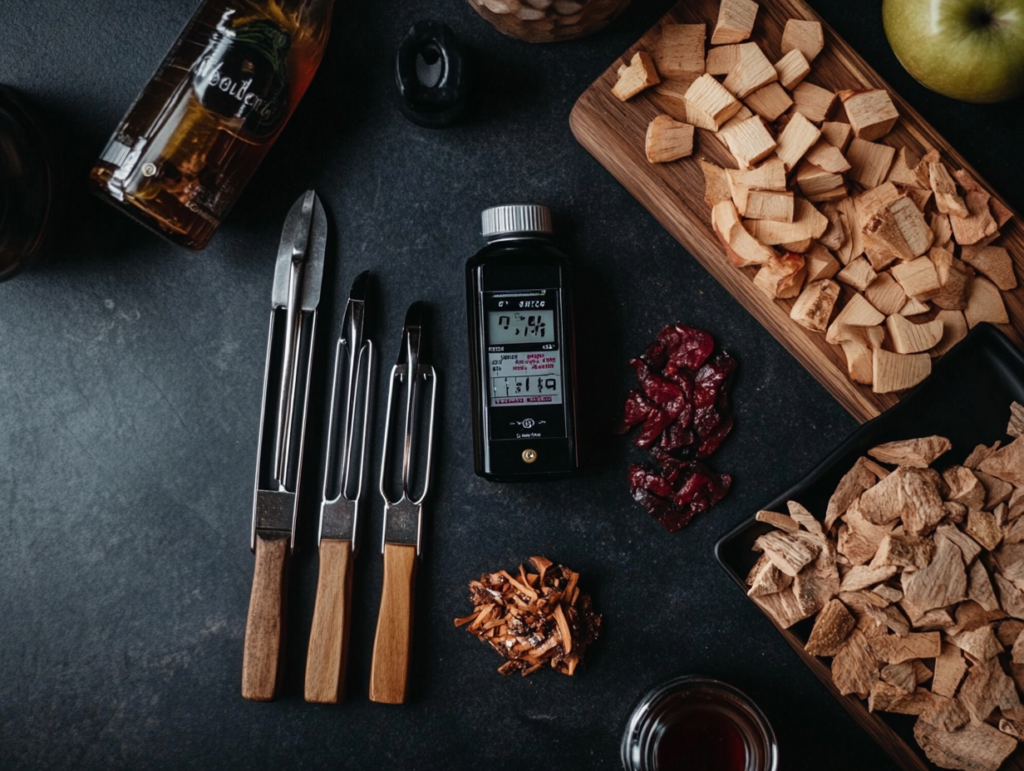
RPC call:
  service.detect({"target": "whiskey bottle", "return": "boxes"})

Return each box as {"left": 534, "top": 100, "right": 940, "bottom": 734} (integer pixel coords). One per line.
{"left": 90, "top": 0, "right": 334, "bottom": 250}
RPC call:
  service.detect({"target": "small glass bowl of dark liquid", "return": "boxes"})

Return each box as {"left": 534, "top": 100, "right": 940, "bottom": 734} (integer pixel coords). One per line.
{"left": 621, "top": 676, "right": 778, "bottom": 771}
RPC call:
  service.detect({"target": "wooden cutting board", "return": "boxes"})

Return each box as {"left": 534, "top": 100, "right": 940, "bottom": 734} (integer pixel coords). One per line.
{"left": 570, "top": 0, "right": 1024, "bottom": 425}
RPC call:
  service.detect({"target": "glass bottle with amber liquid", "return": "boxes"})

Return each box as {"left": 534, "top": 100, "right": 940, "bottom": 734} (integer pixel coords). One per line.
{"left": 90, "top": 0, "right": 333, "bottom": 250}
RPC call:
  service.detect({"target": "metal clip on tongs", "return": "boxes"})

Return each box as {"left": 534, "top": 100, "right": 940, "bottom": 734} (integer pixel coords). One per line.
{"left": 369, "top": 303, "right": 437, "bottom": 704}
{"left": 304, "top": 271, "right": 373, "bottom": 704}
{"left": 242, "top": 190, "right": 326, "bottom": 702}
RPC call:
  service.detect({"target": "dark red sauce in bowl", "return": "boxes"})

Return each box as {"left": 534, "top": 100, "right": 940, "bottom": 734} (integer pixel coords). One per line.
{"left": 621, "top": 676, "right": 778, "bottom": 771}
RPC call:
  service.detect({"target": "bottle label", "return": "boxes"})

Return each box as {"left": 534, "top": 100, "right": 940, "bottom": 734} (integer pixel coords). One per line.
{"left": 191, "top": 10, "right": 291, "bottom": 139}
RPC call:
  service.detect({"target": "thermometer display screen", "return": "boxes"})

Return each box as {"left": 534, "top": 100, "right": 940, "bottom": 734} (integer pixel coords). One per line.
{"left": 485, "top": 304, "right": 563, "bottom": 407}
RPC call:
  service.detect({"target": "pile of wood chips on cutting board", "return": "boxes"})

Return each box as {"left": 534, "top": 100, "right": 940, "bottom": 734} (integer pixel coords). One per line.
{"left": 454, "top": 556, "right": 601, "bottom": 677}
{"left": 611, "top": 0, "right": 1018, "bottom": 395}
{"left": 750, "top": 403, "right": 1024, "bottom": 771}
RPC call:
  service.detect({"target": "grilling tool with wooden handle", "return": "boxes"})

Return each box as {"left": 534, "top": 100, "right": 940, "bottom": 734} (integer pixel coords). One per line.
{"left": 369, "top": 303, "right": 437, "bottom": 705}
{"left": 242, "top": 190, "right": 326, "bottom": 702}
{"left": 304, "top": 271, "right": 374, "bottom": 704}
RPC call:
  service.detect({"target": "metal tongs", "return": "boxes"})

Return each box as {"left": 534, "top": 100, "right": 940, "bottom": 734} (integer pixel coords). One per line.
{"left": 304, "top": 271, "right": 374, "bottom": 704}
{"left": 369, "top": 303, "right": 437, "bottom": 705}
{"left": 242, "top": 190, "right": 326, "bottom": 702}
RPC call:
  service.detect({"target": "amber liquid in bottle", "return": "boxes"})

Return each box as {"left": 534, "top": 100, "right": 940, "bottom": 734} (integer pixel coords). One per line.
{"left": 90, "top": 0, "right": 332, "bottom": 250}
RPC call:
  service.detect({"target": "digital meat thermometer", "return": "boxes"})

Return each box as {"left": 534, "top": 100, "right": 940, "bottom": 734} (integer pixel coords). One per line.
{"left": 466, "top": 204, "right": 577, "bottom": 482}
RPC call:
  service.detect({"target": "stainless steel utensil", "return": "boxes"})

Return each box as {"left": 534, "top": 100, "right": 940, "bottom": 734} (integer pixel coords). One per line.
{"left": 305, "top": 270, "right": 374, "bottom": 704}
{"left": 369, "top": 302, "right": 437, "bottom": 705}
{"left": 242, "top": 189, "right": 326, "bottom": 702}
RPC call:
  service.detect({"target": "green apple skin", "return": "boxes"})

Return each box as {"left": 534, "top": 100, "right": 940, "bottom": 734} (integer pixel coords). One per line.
{"left": 882, "top": 0, "right": 1024, "bottom": 103}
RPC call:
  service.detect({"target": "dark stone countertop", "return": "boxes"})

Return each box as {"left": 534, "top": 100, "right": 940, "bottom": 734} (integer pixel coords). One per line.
{"left": 2, "top": 0, "right": 1023, "bottom": 768}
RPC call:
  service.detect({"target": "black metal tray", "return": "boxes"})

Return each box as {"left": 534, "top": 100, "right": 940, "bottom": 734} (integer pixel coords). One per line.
{"left": 715, "top": 322, "right": 1024, "bottom": 771}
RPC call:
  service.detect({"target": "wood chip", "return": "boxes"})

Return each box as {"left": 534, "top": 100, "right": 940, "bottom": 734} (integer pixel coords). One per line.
{"left": 650, "top": 78, "right": 696, "bottom": 122}
{"left": 711, "top": 0, "right": 758, "bottom": 44}
{"left": 864, "top": 273, "right": 908, "bottom": 315}
{"left": 978, "top": 436, "right": 1024, "bottom": 487}
{"left": 999, "top": 619, "right": 1024, "bottom": 646}
{"left": 836, "top": 256, "right": 877, "bottom": 293}
{"left": 745, "top": 198, "right": 828, "bottom": 244}
{"left": 756, "top": 509, "right": 800, "bottom": 531}
{"left": 684, "top": 74, "right": 742, "bottom": 130}
{"left": 892, "top": 256, "right": 942, "bottom": 300}
{"left": 825, "top": 457, "right": 878, "bottom": 530}
{"left": 932, "top": 643, "right": 967, "bottom": 697}
{"left": 931, "top": 310, "right": 969, "bottom": 358}
{"left": 1009, "top": 403, "right": 1024, "bottom": 439}
{"left": 870, "top": 631, "right": 941, "bottom": 664}
{"left": 712, "top": 199, "right": 777, "bottom": 267}
{"left": 820, "top": 120, "right": 852, "bottom": 152}
{"left": 612, "top": 51, "right": 660, "bottom": 101}
{"left": 774, "top": 48, "right": 810, "bottom": 90}
{"left": 805, "top": 597, "right": 856, "bottom": 656}
{"left": 723, "top": 42, "right": 779, "bottom": 99}
{"left": 706, "top": 44, "right": 741, "bottom": 75}
{"left": 930, "top": 247, "right": 974, "bottom": 311}
{"left": 949, "top": 624, "right": 1003, "bottom": 662}
{"left": 791, "top": 81, "right": 836, "bottom": 124}
{"left": 962, "top": 245, "right": 1016, "bottom": 291}
{"left": 774, "top": 110, "right": 821, "bottom": 171}
{"left": 960, "top": 657, "right": 1024, "bottom": 724}
{"left": 873, "top": 348, "right": 931, "bottom": 394}
{"left": 865, "top": 603, "right": 911, "bottom": 636}
{"left": 781, "top": 19, "right": 824, "bottom": 61}
{"left": 881, "top": 661, "right": 917, "bottom": 692}
{"left": 841, "top": 564, "right": 899, "bottom": 593}
{"left": 804, "top": 242, "right": 840, "bottom": 282}
{"left": 790, "top": 278, "right": 840, "bottom": 332}
{"left": 950, "top": 191, "right": 999, "bottom": 246}
{"left": 654, "top": 23, "right": 706, "bottom": 77}
{"left": 996, "top": 573, "right": 1024, "bottom": 620}
{"left": 873, "top": 533, "right": 934, "bottom": 569}
{"left": 700, "top": 159, "right": 732, "bottom": 207}
{"left": 870, "top": 682, "right": 934, "bottom": 714}
{"left": 847, "top": 137, "right": 896, "bottom": 188}
{"left": 869, "top": 436, "right": 951, "bottom": 467}
{"left": 720, "top": 115, "right": 777, "bottom": 169}
{"left": 859, "top": 466, "right": 945, "bottom": 532}
{"left": 929, "top": 162, "right": 969, "bottom": 218}
{"left": 832, "top": 628, "right": 880, "bottom": 697}
{"left": 838, "top": 501, "right": 897, "bottom": 565}
{"left": 754, "top": 529, "right": 820, "bottom": 576}
{"left": 944, "top": 466, "right": 987, "bottom": 509}
{"left": 964, "top": 276, "right": 1009, "bottom": 328}
{"left": 901, "top": 534, "right": 967, "bottom": 612}
{"left": 825, "top": 293, "right": 885, "bottom": 344}
{"left": 840, "top": 89, "right": 899, "bottom": 141}
{"left": 645, "top": 115, "right": 695, "bottom": 163}
{"left": 914, "top": 717, "right": 1017, "bottom": 771}
{"left": 743, "top": 81, "right": 792, "bottom": 122}
{"left": 966, "top": 508, "right": 1003, "bottom": 552}
{"left": 747, "top": 557, "right": 793, "bottom": 597}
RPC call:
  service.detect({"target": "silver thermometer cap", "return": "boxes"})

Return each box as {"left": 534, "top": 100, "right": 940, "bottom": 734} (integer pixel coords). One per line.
{"left": 481, "top": 204, "right": 553, "bottom": 240}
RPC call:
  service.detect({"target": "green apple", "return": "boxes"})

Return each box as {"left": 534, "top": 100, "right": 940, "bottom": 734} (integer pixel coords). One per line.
{"left": 882, "top": 0, "right": 1024, "bottom": 103}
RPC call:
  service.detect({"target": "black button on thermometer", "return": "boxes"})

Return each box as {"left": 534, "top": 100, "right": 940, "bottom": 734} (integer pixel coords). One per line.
{"left": 466, "top": 204, "right": 578, "bottom": 482}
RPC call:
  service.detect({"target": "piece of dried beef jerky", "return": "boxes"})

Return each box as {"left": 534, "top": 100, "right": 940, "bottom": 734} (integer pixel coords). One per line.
{"left": 620, "top": 323, "right": 736, "bottom": 531}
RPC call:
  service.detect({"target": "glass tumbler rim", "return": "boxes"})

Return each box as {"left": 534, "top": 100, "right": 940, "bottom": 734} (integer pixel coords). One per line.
{"left": 620, "top": 674, "right": 779, "bottom": 771}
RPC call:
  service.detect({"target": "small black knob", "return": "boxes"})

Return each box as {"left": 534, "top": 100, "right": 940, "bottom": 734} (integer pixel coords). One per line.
{"left": 396, "top": 21, "right": 473, "bottom": 129}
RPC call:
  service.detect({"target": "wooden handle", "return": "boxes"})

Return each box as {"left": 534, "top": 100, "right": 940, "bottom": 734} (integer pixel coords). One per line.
{"left": 369, "top": 542, "right": 418, "bottom": 704}
{"left": 241, "top": 532, "right": 288, "bottom": 701}
{"left": 304, "top": 539, "right": 354, "bottom": 704}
